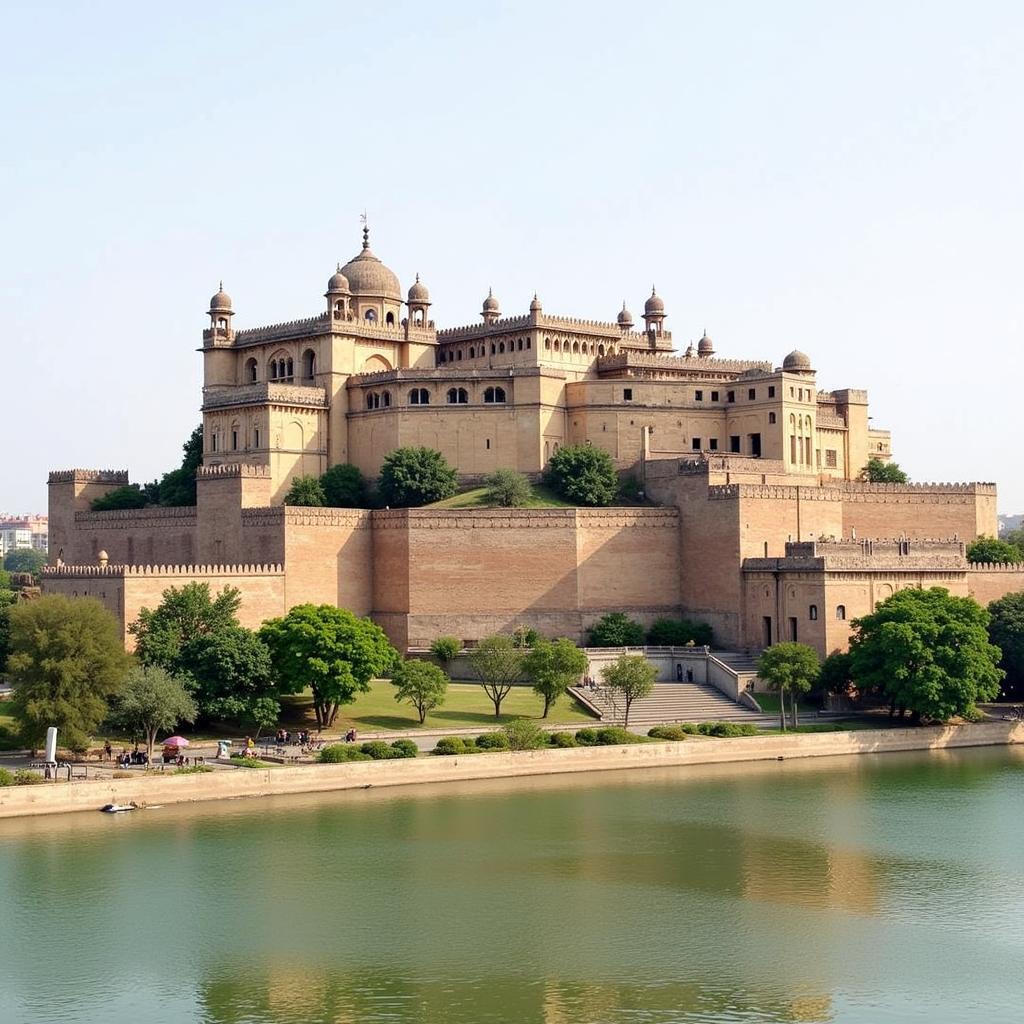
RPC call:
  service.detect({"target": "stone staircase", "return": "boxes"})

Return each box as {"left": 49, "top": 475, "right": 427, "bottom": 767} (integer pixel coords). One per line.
{"left": 709, "top": 650, "right": 761, "bottom": 696}
{"left": 570, "top": 682, "right": 765, "bottom": 727}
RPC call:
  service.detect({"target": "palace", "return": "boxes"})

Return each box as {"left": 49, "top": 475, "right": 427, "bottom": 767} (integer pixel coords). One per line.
{"left": 43, "top": 229, "right": 1024, "bottom": 670}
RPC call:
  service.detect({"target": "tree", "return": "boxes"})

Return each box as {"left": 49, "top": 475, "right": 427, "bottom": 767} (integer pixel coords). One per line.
{"left": 429, "top": 636, "right": 460, "bottom": 668}
{"left": 510, "top": 625, "right": 540, "bottom": 649}
{"left": 391, "top": 659, "right": 449, "bottom": 723}
{"left": 129, "top": 582, "right": 242, "bottom": 671}
{"left": 284, "top": 474, "right": 326, "bottom": 507}
{"left": 90, "top": 484, "right": 148, "bottom": 511}
{"left": 7, "top": 596, "right": 129, "bottom": 751}
{"left": 600, "top": 654, "right": 656, "bottom": 728}
{"left": 543, "top": 444, "right": 619, "bottom": 506}
{"left": 155, "top": 425, "right": 204, "bottom": 507}
{"left": 0, "top": 587, "right": 15, "bottom": 674}
{"left": 646, "top": 618, "right": 714, "bottom": 647}
{"left": 585, "top": 612, "right": 645, "bottom": 647}
{"left": 468, "top": 635, "right": 525, "bottom": 717}
{"left": 817, "top": 650, "right": 854, "bottom": 704}
{"left": 3, "top": 549, "right": 46, "bottom": 575}
{"left": 967, "top": 536, "right": 1022, "bottom": 565}
{"left": 107, "top": 665, "right": 198, "bottom": 760}
{"left": 1003, "top": 529, "right": 1024, "bottom": 561}
{"left": 484, "top": 468, "right": 532, "bottom": 507}
{"left": 378, "top": 447, "right": 458, "bottom": 507}
{"left": 523, "top": 638, "right": 588, "bottom": 717}
{"left": 259, "top": 605, "right": 399, "bottom": 729}
{"left": 861, "top": 458, "right": 909, "bottom": 483}
{"left": 321, "top": 464, "right": 367, "bottom": 508}
{"left": 848, "top": 587, "right": 1003, "bottom": 723}
{"left": 988, "top": 592, "right": 1024, "bottom": 700}
{"left": 757, "top": 643, "right": 819, "bottom": 729}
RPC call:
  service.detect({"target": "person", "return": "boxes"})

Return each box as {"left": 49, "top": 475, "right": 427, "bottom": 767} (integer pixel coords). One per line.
{"left": 103, "top": 740, "right": 112, "bottom": 762}
{"left": 676, "top": 663, "right": 683, "bottom": 682}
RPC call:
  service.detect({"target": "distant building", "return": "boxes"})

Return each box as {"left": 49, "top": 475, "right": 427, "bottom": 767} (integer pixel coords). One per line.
{"left": 0, "top": 516, "right": 48, "bottom": 557}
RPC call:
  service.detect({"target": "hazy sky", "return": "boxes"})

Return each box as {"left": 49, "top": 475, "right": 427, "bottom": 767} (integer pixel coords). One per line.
{"left": 3, "top": 1, "right": 1022, "bottom": 514}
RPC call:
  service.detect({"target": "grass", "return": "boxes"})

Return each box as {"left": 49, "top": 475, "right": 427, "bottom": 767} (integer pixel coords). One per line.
{"left": 760, "top": 720, "right": 885, "bottom": 734}
{"left": 0, "top": 708, "right": 19, "bottom": 751}
{"left": 280, "top": 681, "right": 598, "bottom": 734}
{"left": 427, "top": 482, "right": 575, "bottom": 509}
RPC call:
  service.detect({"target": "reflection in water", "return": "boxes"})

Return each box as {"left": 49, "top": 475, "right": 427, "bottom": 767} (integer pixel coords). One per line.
{"left": 1, "top": 747, "right": 1023, "bottom": 1024}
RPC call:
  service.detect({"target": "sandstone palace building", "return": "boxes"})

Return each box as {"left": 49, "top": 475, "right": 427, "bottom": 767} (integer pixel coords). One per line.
{"left": 44, "top": 229, "right": 1024, "bottom": 661}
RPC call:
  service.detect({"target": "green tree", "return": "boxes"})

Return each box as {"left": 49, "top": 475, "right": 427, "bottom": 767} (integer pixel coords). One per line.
{"left": 848, "top": 587, "right": 1003, "bottom": 723}
{"left": 585, "top": 612, "right": 645, "bottom": 647}
{"left": 391, "top": 659, "right": 449, "bottom": 723}
{"left": 129, "top": 582, "right": 242, "bottom": 671}
{"left": 0, "top": 587, "right": 15, "bottom": 674}
{"left": 429, "top": 635, "right": 460, "bottom": 668}
{"left": 90, "top": 484, "right": 148, "bottom": 511}
{"left": 523, "top": 638, "right": 588, "bottom": 717}
{"left": 378, "top": 447, "right": 458, "bottom": 508}
{"left": 988, "top": 592, "right": 1024, "bottom": 700}
{"left": 468, "top": 635, "right": 525, "bottom": 717}
{"left": 107, "top": 664, "right": 198, "bottom": 760}
{"left": 321, "top": 463, "right": 367, "bottom": 508}
{"left": 543, "top": 444, "right": 619, "bottom": 506}
{"left": 646, "top": 617, "right": 715, "bottom": 647}
{"left": 259, "top": 605, "right": 399, "bottom": 729}
{"left": 3, "top": 549, "right": 46, "bottom": 575}
{"left": 600, "top": 654, "right": 657, "bottom": 728}
{"left": 284, "top": 474, "right": 326, "bottom": 507}
{"left": 861, "top": 458, "right": 909, "bottom": 483}
{"left": 757, "top": 642, "right": 820, "bottom": 729}
{"left": 483, "top": 468, "right": 532, "bottom": 507}
{"left": 510, "top": 625, "right": 540, "bottom": 649}
{"left": 967, "top": 536, "right": 1022, "bottom": 564}
{"left": 1002, "top": 529, "right": 1024, "bottom": 560}
{"left": 8, "top": 596, "right": 129, "bottom": 751}
{"left": 817, "top": 650, "right": 855, "bottom": 704}
{"left": 156, "top": 425, "right": 204, "bottom": 507}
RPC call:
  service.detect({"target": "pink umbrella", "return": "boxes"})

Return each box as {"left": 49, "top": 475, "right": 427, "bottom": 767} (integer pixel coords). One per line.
{"left": 162, "top": 736, "right": 190, "bottom": 748}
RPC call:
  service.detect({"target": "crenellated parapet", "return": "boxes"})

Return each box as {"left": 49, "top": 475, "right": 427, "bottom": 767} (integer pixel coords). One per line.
{"left": 42, "top": 562, "right": 284, "bottom": 578}
{"left": 48, "top": 470, "right": 129, "bottom": 485}
{"left": 197, "top": 463, "right": 272, "bottom": 479}
{"left": 968, "top": 561, "right": 1024, "bottom": 572}
{"left": 202, "top": 382, "right": 328, "bottom": 411}
{"left": 74, "top": 507, "right": 197, "bottom": 527}
{"left": 835, "top": 481, "right": 996, "bottom": 494}
{"left": 371, "top": 507, "right": 677, "bottom": 530}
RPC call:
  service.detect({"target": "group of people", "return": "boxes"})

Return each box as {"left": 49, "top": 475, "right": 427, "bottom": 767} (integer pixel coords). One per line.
{"left": 274, "top": 729, "right": 316, "bottom": 746}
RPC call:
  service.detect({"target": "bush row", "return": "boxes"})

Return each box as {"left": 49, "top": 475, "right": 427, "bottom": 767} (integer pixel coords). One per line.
{"left": 647, "top": 721, "right": 760, "bottom": 740}
{"left": 431, "top": 725, "right": 644, "bottom": 755}
{"left": 0, "top": 767, "right": 44, "bottom": 786}
{"left": 319, "top": 739, "right": 418, "bottom": 763}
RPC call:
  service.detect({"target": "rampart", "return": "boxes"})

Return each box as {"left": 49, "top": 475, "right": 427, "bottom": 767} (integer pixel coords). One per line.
{"left": 967, "top": 563, "right": 1024, "bottom": 606}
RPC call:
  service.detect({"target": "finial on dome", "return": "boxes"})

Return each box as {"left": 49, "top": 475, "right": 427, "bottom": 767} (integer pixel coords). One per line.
{"left": 219, "top": 280, "right": 223, "bottom": 292}
{"left": 360, "top": 210, "right": 369, "bottom": 250}
{"left": 530, "top": 292, "right": 542, "bottom": 312}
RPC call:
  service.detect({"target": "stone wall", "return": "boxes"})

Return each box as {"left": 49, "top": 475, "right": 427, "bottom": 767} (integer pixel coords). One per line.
{"left": 837, "top": 481, "right": 998, "bottom": 541}
{"left": 967, "top": 564, "right": 1024, "bottom": 607}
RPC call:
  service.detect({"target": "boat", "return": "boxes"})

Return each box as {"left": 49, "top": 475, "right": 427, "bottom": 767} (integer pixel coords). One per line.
{"left": 100, "top": 803, "right": 136, "bottom": 813}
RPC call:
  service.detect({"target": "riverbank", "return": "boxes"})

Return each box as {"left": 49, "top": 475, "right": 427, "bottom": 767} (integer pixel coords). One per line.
{"left": 1, "top": 720, "right": 1021, "bottom": 819}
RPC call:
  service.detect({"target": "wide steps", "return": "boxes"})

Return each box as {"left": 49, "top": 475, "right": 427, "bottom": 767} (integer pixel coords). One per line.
{"left": 572, "top": 682, "right": 763, "bottom": 725}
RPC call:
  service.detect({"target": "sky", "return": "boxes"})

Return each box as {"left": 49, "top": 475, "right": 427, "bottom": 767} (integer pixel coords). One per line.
{"left": 2, "top": 0, "right": 1022, "bottom": 514}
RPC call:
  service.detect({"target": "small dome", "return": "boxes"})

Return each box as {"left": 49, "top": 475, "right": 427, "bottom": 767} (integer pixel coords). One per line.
{"left": 617, "top": 302, "right": 633, "bottom": 327}
{"left": 97, "top": 550, "right": 109, "bottom": 567}
{"left": 209, "top": 283, "right": 232, "bottom": 311}
{"left": 326, "top": 265, "right": 351, "bottom": 294}
{"left": 529, "top": 293, "right": 542, "bottom": 313}
{"left": 697, "top": 332, "right": 714, "bottom": 356}
{"left": 783, "top": 349, "right": 812, "bottom": 371}
{"left": 684, "top": 343, "right": 696, "bottom": 358}
{"left": 482, "top": 288, "right": 500, "bottom": 313}
{"left": 408, "top": 273, "right": 430, "bottom": 304}
{"left": 644, "top": 287, "right": 664, "bottom": 315}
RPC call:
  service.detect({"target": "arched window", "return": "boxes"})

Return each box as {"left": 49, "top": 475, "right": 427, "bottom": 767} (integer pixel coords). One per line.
{"left": 499, "top": 342, "right": 505, "bottom": 353}
{"left": 768, "top": 412, "right": 776, "bottom": 424}
{"left": 809, "top": 605, "right": 818, "bottom": 620}
{"left": 269, "top": 359, "right": 278, "bottom": 379}
{"left": 364, "top": 309, "right": 377, "bottom": 322}
{"left": 409, "top": 388, "right": 429, "bottom": 405}
{"left": 491, "top": 343, "right": 496, "bottom": 355}
{"left": 285, "top": 358, "right": 294, "bottom": 379}
{"left": 469, "top": 347, "right": 475, "bottom": 358}
{"left": 572, "top": 341, "right": 580, "bottom": 355}
{"left": 836, "top": 605, "right": 846, "bottom": 620}
{"left": 545, "top": 338, "right": 551, "bottom": 350}
{"left": 517, "top": 338, "right": 523, "bottom": 351}
{"left": 447, "top": 388, "right": 468, "bottom": 404}
{"left": 484, "top": 386, "right": 506, "bottom": 404}
{"left": 245, "top": 358, "right": 258, "bottom": 383}
{"left": 382, "top": 390, "right": 391, "bottom": 408}
{"left": 598, "top": 344, "right": 605, "bottom": 356}
{"left": 302, "top": 349, "right": 316, "bottom": 381}
{"left": 526, "top": 338, "right": 531, "bottom": 349}
{"left": 366, "top": 392, "right": 375, "bottom": 410}
{"left": 386, "top": 312, "right": 395, "bottom": 327}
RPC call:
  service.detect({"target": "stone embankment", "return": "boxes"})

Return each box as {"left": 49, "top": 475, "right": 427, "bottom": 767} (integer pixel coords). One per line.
{"left": 1, "top": 721, "right": 1020, "bottom": 819}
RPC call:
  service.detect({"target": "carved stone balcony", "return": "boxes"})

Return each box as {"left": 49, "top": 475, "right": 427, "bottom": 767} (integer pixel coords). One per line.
{"left": 201, "top": 382, "right": 328, "bottom": 412}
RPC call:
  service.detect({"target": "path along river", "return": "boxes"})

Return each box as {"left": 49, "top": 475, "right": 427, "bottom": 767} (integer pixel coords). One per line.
{"left": 1, "top": 746, "right": 1022, "bottom": 1024}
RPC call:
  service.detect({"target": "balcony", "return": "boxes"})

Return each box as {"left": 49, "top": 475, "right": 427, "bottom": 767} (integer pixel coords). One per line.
{"left": 201, "top": 382, "right": 328, "bottom": 412}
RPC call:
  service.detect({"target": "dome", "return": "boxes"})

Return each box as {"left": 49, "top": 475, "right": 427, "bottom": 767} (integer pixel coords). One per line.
{"left": 529, "top": 293, "right": 542, "bottom": 312}
{"left": 697, "top": 332, "right": 714, "bottom": 356}
{"left": 783, "top": 349, "right": 812, "bottom": 371}
{"left": 408, "top": 273, "right": 430, "bottom": 304}
{"left": 338, "top": 233, "right": 401, "bottom": 301}
{"left": 326, "top": 265, "right": 351, "bottom": 294}
{"left": 644, "top": 287, "right": 664, "bottom": 315}
{"left": 209, "top": 283, "right": 233, "bottom": 311}
{"left": 617, "top": 302, "right": 633, "bottom": 327}
{"left": 483, "top": 288, "right": 500, "bottom": 313}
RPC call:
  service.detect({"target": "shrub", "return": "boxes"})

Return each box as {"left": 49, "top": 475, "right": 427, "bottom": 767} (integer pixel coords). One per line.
{"left": 696, "top": 721, "right": 760, "bottom": 738}
{"left": 501, "top": 718, "right": 547, "bottom": 751}
{"left": 389, "top": 738, "right": 419, "bottom": 758}
{"left": 173, "top": 764, "right": 212, "bottom": 774}
{"left": 484, "top": 468, "right": 532, "bottom": 507}
{"left": 321, "top": 463, "right": 367, "bottom": 508}
{"left": 429, "top": 636, "right": 460, "bottom": 666}
{"left": 574, "top": 728, "right": 598, "bottom": 746}
{"left": 283, "top": 474, "right": 326, "bottom": 507}
{"left": 543, "top": 444, "right": 618, "bottom": 506}
{"left": 0, "top": 767, "right": 13, "bottom": 786}
{"left": 646, "top": 618, "right": 715, "bottom": 647}
{"left": 585, "top": 612, "right": 646, "bottom": 647}
{"left": 319, "top": 744, "right": 372, "bottom": 763}
{"left": 378, "top": 447, "right": 458, "bottom": 507}
{"left": 475, "top": 731, "right": 511, "bottom": 750}
{"left": 548, "top": 731, "right": 577, "bottom": 748}
{"left": 112, "top": 770, "right": 133, "bottom": 779}
{"left": 90, "top": 484, "right": 148, "bottom": 511}
{"left": 360, "top": 740, "right": 399, "bottom": 760}
{"left": 433, "top": 736, "right": 475, "bottom": 756}
{"left": 595, "top": 727, "right": 641, "bottom": 745}
{"left": 618, "top": 475, "right": 642, "bottom": 501}
{"left": 648, "top": 725, "right": 690, "bottom": 741}
{"left": 13, "top": 769, "right": 43, "bottom": 785}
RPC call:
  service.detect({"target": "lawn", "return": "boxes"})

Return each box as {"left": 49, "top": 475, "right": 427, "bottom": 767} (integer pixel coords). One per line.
{"left": 0, "top": 706, "right": 19, "bottom": 751}
{"left": 427, "top": 482, "right": 575, "bottom": 509}
{"left": 280, "top": 681, "right": 598, "bottom": 734}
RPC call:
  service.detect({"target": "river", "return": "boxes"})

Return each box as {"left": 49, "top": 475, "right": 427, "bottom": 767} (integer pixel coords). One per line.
{"left": 1, "top": 746, "right": 1022, "bottom": 1024}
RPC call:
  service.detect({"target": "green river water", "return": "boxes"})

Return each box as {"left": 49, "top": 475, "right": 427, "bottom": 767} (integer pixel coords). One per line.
{"left": 1, "top": 746, "right": 1023, "bottom": 1024}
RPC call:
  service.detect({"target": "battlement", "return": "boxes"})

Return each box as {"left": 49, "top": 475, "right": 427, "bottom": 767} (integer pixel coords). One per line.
{"left": 48, "top": 470, "right": 129, "bottom": 485}
{"left": 835, "top": 480, "right": 996, "bottom": 494}
{"left": 968, "top": 561, "right": 1024, "bottom": 572}
{"left": 42, "top": 562, "right": 284, "bottom": 578}
{"left": 202, "top": 382, "right": 328, "bottom": 411}
{"left": 197, "top": 463, "right": 272, "bottom": 479}
{"left": 370, "top": 507, "right": 677, "bottom": 530}
{"left": 678, "top": 455, "right": 789, "bottom": 478}
{"left": 350, "top": 366, "right": 544, "bottom": 385}
{"left": 233, "top": 314, "right": 329, "bottom": 344}
{"left": 597, "top": 352, "right": 773, "bottom": 376}
{"left": 744, "top": 537, "right": 969, "bottom": 572}
{"left": 436, "top": 315, "right": 534, "bottom": 340}
{"left": 74, "top": 506, "right": 197, "bottom": 525}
